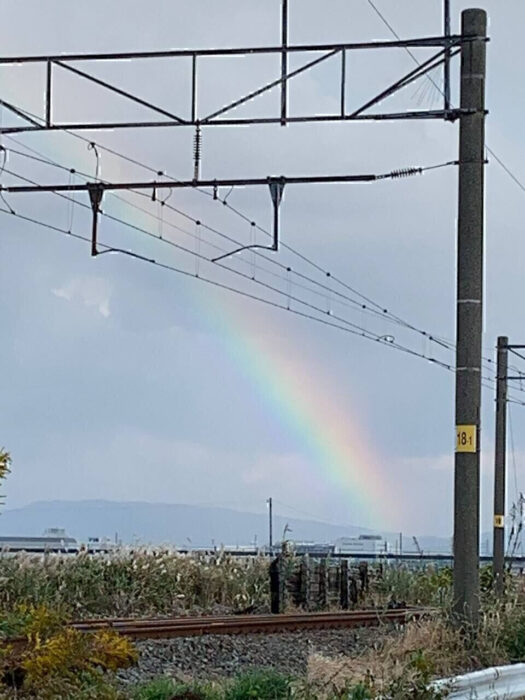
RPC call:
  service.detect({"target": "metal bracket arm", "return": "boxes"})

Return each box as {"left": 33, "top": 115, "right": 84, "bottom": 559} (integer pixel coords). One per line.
{"left": 87, "top": 184, "right": 104, "bottom": 257}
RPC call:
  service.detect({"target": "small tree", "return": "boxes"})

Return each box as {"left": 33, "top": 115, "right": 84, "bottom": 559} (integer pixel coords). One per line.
{"left": 0, "top": 448, "right": 11, "bottom": 510}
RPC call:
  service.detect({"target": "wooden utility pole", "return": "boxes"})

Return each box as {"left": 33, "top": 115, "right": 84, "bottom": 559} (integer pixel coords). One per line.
{"left": 453, "top": 8, "right": 487, "bottom": 627}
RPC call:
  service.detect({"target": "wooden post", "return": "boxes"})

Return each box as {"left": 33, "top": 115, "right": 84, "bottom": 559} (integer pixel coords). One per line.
{"left": 358, "top": 561, "right": 369, "bottom": 597}
{"left": 300, "top": 555, "right": 311, "bottom": 610}
{"left": 270, "top": 555, "right": 284, "bottom": 613}
{"left": 319, "top": 559, "right": 328, "bottom": 609}
{"left": 340, "top": 559, "right": 349, "bottom": 609}
{"left": 349, "top": 573, "right": 358, "bottom": 606}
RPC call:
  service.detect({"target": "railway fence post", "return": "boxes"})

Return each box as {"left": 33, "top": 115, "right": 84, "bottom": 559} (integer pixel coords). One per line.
{"left": 349, "top": 573, "right": 359, "bottom": 606}
{"left": 358, "top": 561, "right": 369, "bottom": 598}
{"left": 300, "top": 555, "right": 312, "bottom": 609}
{"left": 270, "top": 555, "right": 285, "bottom": 613}
{"left": 319, "top": 558, "right": 328, "bottom": 609}
{"left": 340, "top": 559, "right": 349, "bottom": 610}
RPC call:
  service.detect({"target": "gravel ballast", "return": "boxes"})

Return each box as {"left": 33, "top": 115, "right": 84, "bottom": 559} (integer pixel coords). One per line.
{"left": 118, "top": 627, "right": 394, "bottom": 685}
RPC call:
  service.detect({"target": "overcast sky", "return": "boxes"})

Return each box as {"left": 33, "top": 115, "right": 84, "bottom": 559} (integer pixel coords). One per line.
{"left": 1, "top": 0, "right": 525, "bottom": 538}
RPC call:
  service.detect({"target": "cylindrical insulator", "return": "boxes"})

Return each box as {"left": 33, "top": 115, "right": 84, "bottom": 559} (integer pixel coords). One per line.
{"left": 193, "top": 126, "right": 202, "bottom": 180}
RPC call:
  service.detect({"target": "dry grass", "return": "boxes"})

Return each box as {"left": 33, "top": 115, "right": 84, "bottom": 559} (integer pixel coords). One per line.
{"left": 365, "top": 565, "right": 453, "bottom": 609}
{"left": 305, "top": 602, "right": 525, "bottom": 699}
{"left": 306, "top": 617, "right": 458, "bottom": 696}
{"left": 0, "top": 549, "right": 269, "bottom": 619}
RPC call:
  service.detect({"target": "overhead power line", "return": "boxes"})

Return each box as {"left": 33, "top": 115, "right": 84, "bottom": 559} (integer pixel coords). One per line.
{"left": 3, "top": 139, "right": 507, "bottom": 384}
{"left": 6, "top": 164, "right": 521, "bottom": 404}
{"left": 4, "top": 194, "right": 514, "bottom": 404}
{"left": 0, "top": 201, "right": 456, "bottom": 371}
{"left": 1, "top": 145, "right": 446, "bottom": 332}
{"left": 0, "top": 50, "right": 510, "bottom": 385}
{"left": 1, "top": 135, "right": 459, "bottom": 349}
{"left": 0, "top": 91, "right": 462, "bottom": 354}
{"left": 2, "top": 165, "right": 447, "bottom": 364}
{"left": 1, "top": 147, "right": 518, "bottom": 398}
{"left": 0, "top": 135, "right": 509, "bottom": 389}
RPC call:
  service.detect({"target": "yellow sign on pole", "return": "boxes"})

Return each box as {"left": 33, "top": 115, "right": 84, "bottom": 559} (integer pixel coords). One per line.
{"left": 456, "top": 425, "right": 477, "bottom": 453}
{"left": 494, "top": 515, "right": 504, "bottom": 528}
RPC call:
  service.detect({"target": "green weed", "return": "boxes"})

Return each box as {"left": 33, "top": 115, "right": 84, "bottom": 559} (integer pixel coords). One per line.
{"left": 225, "top": 669, "right": 292, "bottom": 699}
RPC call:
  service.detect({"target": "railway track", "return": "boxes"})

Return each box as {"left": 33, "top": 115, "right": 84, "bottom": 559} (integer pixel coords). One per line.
{"left": 70, "top": 608, "right": 430, "bottom": 639}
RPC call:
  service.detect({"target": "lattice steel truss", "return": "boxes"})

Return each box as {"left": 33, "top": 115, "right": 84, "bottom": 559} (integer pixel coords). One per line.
{"left": 0, "top": 0, "right": 486, "bottom": 258}
{"left": 0, "top": 1, "right": 479, "bottom": 134}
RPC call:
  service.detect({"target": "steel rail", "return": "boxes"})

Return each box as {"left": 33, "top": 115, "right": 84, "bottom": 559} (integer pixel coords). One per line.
{"left": 68, "top": 608, "right": 429, "bottom": 640}
{"left": 6, "top": 609, "right": 432, "bottom": 657}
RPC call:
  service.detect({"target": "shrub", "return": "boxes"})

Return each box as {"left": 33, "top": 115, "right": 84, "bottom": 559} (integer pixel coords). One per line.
{"left": 344, "top": 684, "right": 373, "bottom": 700}
{"left": 132, "top": 677, "right": 177, "bottom": 700}
{"left": 225, "top": 669, "right": 292, "bottom": 699}
{"left": 0, "top": 604, "right": 137, "bottom": 697}
{"left": 132, "top": 677, "right": 221, "bottom": 700}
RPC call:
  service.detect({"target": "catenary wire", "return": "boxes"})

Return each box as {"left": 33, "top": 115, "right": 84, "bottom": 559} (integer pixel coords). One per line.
{"left": 3, "top": 139, "right": 460, "bottom": 339}
{"left": 0, "top": 105, "right": 461, "bottom": 352}
{"left": 2, "top": 159, "right": 441, "bottom": 331}
{"left": 0, "top": 176, "right": 510, "bottom": 391}
{"left": 0, "top": 202, "right": 457, "bottom": 370}
{"left": 1, "top": 140, "right": 509, "bottom": 386}
{"left": 1, "top": 164, "right": 458, "bottom": 369}
{"left": 4, "top": 139, "right": 508, "bottom": 383}
{"left": 0, "top": 96, "right": 517, "bottom": 380}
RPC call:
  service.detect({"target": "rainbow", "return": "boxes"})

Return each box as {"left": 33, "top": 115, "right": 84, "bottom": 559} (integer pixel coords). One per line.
{"left": 207, "top": 301, "right": 394, "bottom": 528}
{"left": 1, "top": 106, "right": 395, "bottom": 530}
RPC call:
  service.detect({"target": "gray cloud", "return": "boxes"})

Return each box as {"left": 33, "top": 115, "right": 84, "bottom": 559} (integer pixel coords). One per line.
{"left": 1, "top": 1, "right": 525, "bottom": 536}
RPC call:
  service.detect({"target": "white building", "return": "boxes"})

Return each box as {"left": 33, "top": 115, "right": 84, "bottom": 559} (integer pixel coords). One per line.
{"left": 333, "top": 534, "right": 388, "bottom": 555}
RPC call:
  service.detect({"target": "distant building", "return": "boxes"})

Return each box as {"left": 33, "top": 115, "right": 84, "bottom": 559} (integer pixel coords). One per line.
{"left": 0, "top": 529, "right": 116, "bottom": 554}
{"left": 0, "top": 534, "right": 77, "bottom": 553}
{"left": 43, "top": 528, "right": 68, "bottom": 538}
{"left": 334, "top": 534, "right": 388, "bottom": 555}
{"left": 290, "top": 541, "right": 333, "bottom": 555}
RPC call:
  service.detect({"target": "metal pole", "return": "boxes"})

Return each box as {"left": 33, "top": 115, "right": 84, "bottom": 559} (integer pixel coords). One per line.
{"left": 45, "top": 60, "right": 52, "bottom": 127}
{"left": 493, "top": 336, "right": 508, "bottom": 593}
{"left": 444, "top": 0, "right": 451, "bottom": 113}
{"left": 281, "top": 0, "right": 288, "bottom": 125}
{"left": 268, "top": 497, "right": 273, "bottom": 552}
{"left": 453, "top": 8, "right": 487, "bottom": 627}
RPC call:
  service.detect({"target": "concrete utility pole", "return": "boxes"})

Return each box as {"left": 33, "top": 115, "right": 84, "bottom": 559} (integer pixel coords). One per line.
{"left": 493, "top": 336, "right": 508, "bottom": 594}
{"left": 453, "top": 8, "right": 487, "bottom": 627}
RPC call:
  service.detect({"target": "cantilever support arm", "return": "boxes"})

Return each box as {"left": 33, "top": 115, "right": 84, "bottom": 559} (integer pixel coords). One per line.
{"left": 212, "top": 179, "right": 285, "bottom": 263}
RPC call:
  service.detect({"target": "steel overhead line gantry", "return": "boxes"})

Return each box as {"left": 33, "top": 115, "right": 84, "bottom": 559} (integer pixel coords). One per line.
{"left": 0, "top": 2, "right": 489, "bottom": 626}
{"left": 0, "top": 1, "right": 472, "bottom": 259}
{"left": 0, "top": 36, "right": 477, "bottom": 135}
{"left": 0, "top": 1, "right": 480, "bottom": 263}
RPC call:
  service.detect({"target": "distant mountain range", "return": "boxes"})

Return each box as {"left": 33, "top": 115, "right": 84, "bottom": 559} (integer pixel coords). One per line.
{"left": 0, "top": 499, "right": 453, "bottom": 552}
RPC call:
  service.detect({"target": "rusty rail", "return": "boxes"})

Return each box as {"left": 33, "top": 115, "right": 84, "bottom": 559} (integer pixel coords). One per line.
{"left": 70, "top": 608, "right": 429, "bottom": 639}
